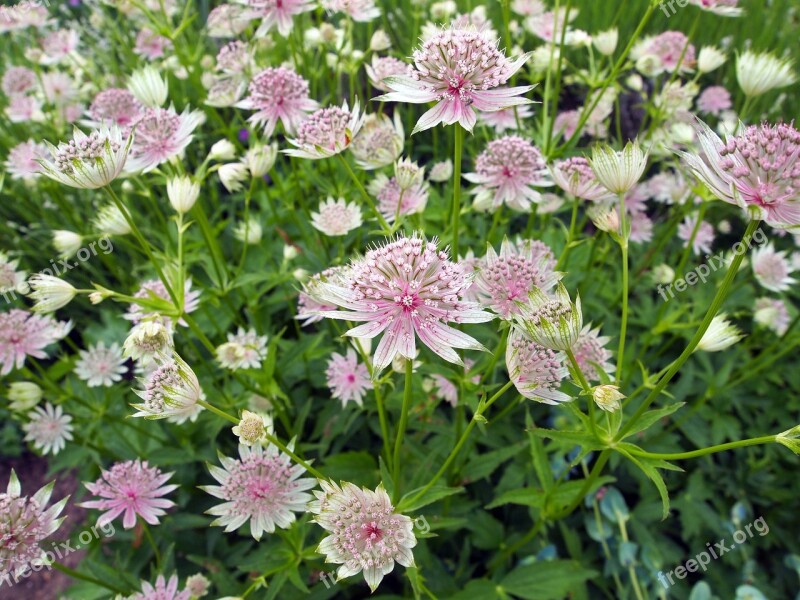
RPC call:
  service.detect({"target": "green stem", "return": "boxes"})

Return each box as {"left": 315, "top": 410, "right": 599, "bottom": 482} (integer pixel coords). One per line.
{"left": 616, "top": 192, "right": 629, "bottom": 385}
{"left": 142, "top": 522, "right": 162, "bottom": 569}
{"left": 565, "top": 348, "right": 598, "bottom": 438}
{"left": 451, "top": 124, "right": 464, "bottom": 259}
{"left": 479, "top": 327, "right": 508, "bottom": 385}
{"left": 615, "top": 219, "right": 760, "bottom": 441}
{"left": 555, "top": 198, "right": 579, "bottom": 271}
{"left": 392, "top": 359, "right": 415, "bottom": 502}
{"left": 50, "top": 562, "right": 127, "bottom": 595}
{"left": 629, "top": 435, "right": 776, "bottom": 461}
{"left": 336, "top": 153, "right": 390, "bottom": 232}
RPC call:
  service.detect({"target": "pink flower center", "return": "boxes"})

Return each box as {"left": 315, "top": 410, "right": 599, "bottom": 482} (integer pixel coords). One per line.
{"left": 361, "top": 521, "right": 383, "bottom": 542}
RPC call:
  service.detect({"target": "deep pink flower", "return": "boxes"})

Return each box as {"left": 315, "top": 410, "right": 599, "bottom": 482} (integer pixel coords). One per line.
{"left": 506, "top": 327, "right": 569, "bottom": 404}
{"left": 378, "top": 27, "right": 532, "bottom": 133}
{"left": 79, "top": 460, "right": 177, "bottom": 529}
{"left": 326, "top": 348, "right": 373, "bottom": 407}
{"left": 88, "top": 88, "right": 143, "bottom": 127}
{"left": 696, "top": 86, "right": 732, "bottom": 116}
{"left": 126, "top": 107, "right": 204, "bottom": 173}
{"left": 236, "top": 67, "right": 317, "bottom": 137}
{"left": 313, "top": 234, "right": 493, "bottom": 372}
{"left": 246, "top": 0, "right": 316, "bottom": 37}
{"left": 0, "top": 310, "right": 70, "bottom": 376}
{"left": 679, "top": 120, "right": 800, "bottom": 227}
{"left": 464, "top": 136, "right": 551, "bottom": 211}
{"left": 550, "top": 156, "right": 614, "bottom": 201}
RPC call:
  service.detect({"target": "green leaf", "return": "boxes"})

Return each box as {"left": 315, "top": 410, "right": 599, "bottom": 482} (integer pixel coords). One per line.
{"left": 397, "top": 484, "right": 464, "bottom": 513}
{"left": 464, "top": 440, "right": 528, "bottom": 481}
{"left": 616, "top": 447, "right": 673, "bottom": 520}
{"left": 527, "top": 412, "right": 554, "bottom": 493}
{"left": 528, "top": 427, "right": 604, "bottom": 451}
{"left": 620, "top": 402, "right": 685, "bottom": 439}
{"left": 500, "top": 560, "right": 597, "bottom": 600}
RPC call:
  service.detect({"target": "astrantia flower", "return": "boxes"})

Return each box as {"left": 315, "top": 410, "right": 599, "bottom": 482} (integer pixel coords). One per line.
{"left": 479, "top": 104, "right": 534, "bottom": 133}
{"left": 39, "top": 126, "right": 132, "bottom": 189}
{"left": 512, "top": 283, "right": 582, "bottom": 352}
{"left": 465, "top": 136, "right": 551, "bottom": 212}
{"left": 125, "top": 106, "right": 204, "bottom": 173}
{"left": 378, "top": 27, "right": 533, "bottom": 134}
{"left": 184, "top": 573, "right": 210, "bottom": 599}
{"left": 134, "top": 27, "right": 172, "bottom": 60}
{"left": 754, "top": 297, "right": 790, "bottom": 335}
{"left": 0, "top": 254, "right": 26, "bottom": 296}
{"left": 350, "top": 113, "right": 404, "bottom": 170}
{"left": 22, "top": 403, "right": 73, "bottom": 455}
{"left": 312, "top": 234, "right": 493, "bottom": 373}
{"left": 247, "top": 0, "right": 316, "bottom": 37}
{"left": 550, "top": 156, "right": 614, "bottom": 202}
{"left": 589, "top": 141, "right": 648, "bottom": 195}
{"left": 8, "top": 382, "right": 42, "bottom": 413}
{"left": 4, "top": 139, "right": 46, "bottom": 180}
{"left": 326, "top": 348, "right": 373, "bottom": 407}
{"left": 0, "top": 470, "right": 67, "bottom": 577}
{"left": 87, "top": 88, "right": 143, "bottom": 127}
{"left": 736, "top": 51, "right": 796, "bottom": 98}
{"left": 52, "top": 230, "right": 82, "bottom": 259}
{"left": 592, "top": 384, "right": 624, "bottom": 412}
{"left": 28, "top": 274, "right": 76, "bottom": 313}
{"left": 696, "top": 313, "right": 744, "bottom": 352}
{"left": 571, "top": 324, "right": 614, "bottom": 381}
{"left": 125, "top": 278, "right": 200, "bottom": 328}
{"left": 215, "top": 327, "right": 268, "bottom": 370}
{"left": 474, "top": 238, "right": 559, "bottom": 319}
{"left": 207, "top": 4, "right": 252, "bottom": 37}
{"left": 129, "top": 574, "right": 190, "bottom": 600}
{"left": 633, "top": 31, "right": 696, "bottom": 74}
{"left": 0, "top": 310, "right": 70, "bottom": 375}
{"left": 201, "top": 443, "right": 316, "bottom": 540}
{"left": 369, "top": 174, "right": 429, "bottom": 223}
{"left": 79, "top": 460, "right": 177, "bottom": 529}
{"left": 311, "top": 197, "right": 363, "bottom": 236}
{"left": 1, "top": 66, "right": 36, "bottom": 96}
{"left": 678, "top": 120, "right": 800, "bottom": 228}
{"left": 236, "top": 67, "right": 318, "bottom": 137}
{"left": 309, "top": 481, "right": 416, "bottom": 592}
{"left": 696, "top": 86, "right": 732, "bottom": 116}
{"left": 365, "top": 56, "right": 408, "bottom": 92}
{"left": 132, "top": 353, "right": 204, "bottom": 422}
{"left": 751, "top": 243, "right": 796, "bottom": 292}
{"left": 322, "top": 0, "right": 380, "bottom": 22}
{"left": 93, "top": 203, "right": 131, "bottom": 236}
{"left": 506, "top": 327, "right": 569, "bottom": 404}
{"left": 128, "top": 66, "right": 169, "bottom": 108}
{"left": 691, "top": 0, "right": 742, "bottom": 16}
{"left": 678, "top": 216, "right": 715, "bottom": 256}
{"left": 296, "top": 269, "right": 347, "bottom": 325}
{"left": 74, "top": 341, "right": 127, "bottom": 387}
{"left": 284, "top": 101, "right": 365, "bottom": 160}
{"left": 123, "top": 319, "right": 173, "bottom": 363}
{"left": 234, "top": 216, "right": 262, "bottom": 244}
{"left": 231, "top": 410, "right": 267, "bottom": 446}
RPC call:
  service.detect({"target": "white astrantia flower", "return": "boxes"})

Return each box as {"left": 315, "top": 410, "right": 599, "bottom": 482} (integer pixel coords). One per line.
{"left": 234, "top": 216, "right": 263, "bottom": 244}
{"left": 736, "top": 50, "right": 796, "bottom": 98}
{"left": 8, "top": 382, "right": 43, "bottom": 412}
{"left": 52, "top": 230, "right": 83, "bottom": 259}
{"left": 39, "top": 126, "right": 132, "bottom": 189}
{"left": 219, "top": 162, "right": 249, "bottom": 192}
{"left": 592, "top": 384, "right": 625, "bottom": 412}
{"left": 244, "top": 142, "right": 278, "bottom": 177}
{"left": 512, "top": 283, "right": 583, "bottom": 352}
{"left": 589, "top": 141, "right": 648, "bottom": 195}
{"left": 132, "top": 352, "right": 205, "bottom": 421}
{"left": 697, "top": 46, "right": 727, "bottom": 73}
{"left": 123, "top": 319, "right": 174, "bottom": 363}
{"left": 128, "top": 66, "right": 169, "bottom": 107}
{"left": 74, "top": 341, "right": 127, "bottom": 387}
{"left": 231, "top": 410, "right": 267, "bottom": 446}
{"left": 28, "top": 275, "right": 77, "bottom": 313}
{"left": 23, "top": 403, "right": 74, "bottom": 455}
{"left": 310, "top": 197, "right": 363, "bottom": 237}
{"left": 593, "top": 28, "right": 618, "bottom": 56}
{"left": 166, "top": 176, "right": 200, "bottom": 213}
{"left": 93, "top": 203, "right": 131, "bottom": 236}
{"left": 696, "top": 314, "right": 745, "bottom": 352}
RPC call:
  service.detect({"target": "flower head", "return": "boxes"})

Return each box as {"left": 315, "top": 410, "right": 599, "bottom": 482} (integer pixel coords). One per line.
{"left": 123, "top": 319, "right": 173, "bottom": 363}
{"left": 128, "top": 66, "right": 168, "bottom": 108}
{"left": 571, "top": 324, "right": 614, "bottom": 382}
{"left": 5, "top": 139, "right": 46, "bottom": 180}
{"left": 696, "top": 86, "right": 732, "bottom": 116}
{"left": 201, "top": 443, "right": 316, "bottom": 540}
{"left": 736, "top": 51, "right": 796, "bottom": 97}
{"left": 312, "top": 234, "right": 493, "bottom": 373}
{"left": 592, "top": 384, "right": 624, "bottom": 412}
{"left": 506, "top": 327, "right": 569, "bottom": 404}
{"left": 365, "top": 56, "right": 407, "bottom": 92}
{"left": 28, "top": 274, "right": 76, "bottom": 313}
{"left": 88, "top": 88, "right": 143, "bottom": 127}
{"left": 8, "top": 382, "right": 42, "bottom": 413}
{"left": 2, "top": 66, "right": 36, "bottom": 96}
{"left": 129, "top": 574, "right": 190, "bottom": 600}
{"left": 246, "top": 0, "right": 316, "bottom": 37}
{"left": 311, "top": 197, "right": 363, "bottom": 236}
{"left": 465, "top": 136, "right": 551, "bottom": 212}
{"left": 678, "top": 216, "right": 715, "bottom": 256}
{"left": 309, "top": 481, "right": 416, "bottom": 592}
{"left": 326, "top": 348, "right": 373, "bottom": 407}
{"left": 0, "top": 310, "right": 71, "bottom": 375}
{"left": 691, "top": 0, "right": 742, "bottom": 16}
{"left": 22, "top": 403, "right": 73, "bottom": 455}
{"left": 679, "top": 120, "right": 800, "bottom": 228}
{"left": 284, "top": 101, "right": 365, "bottom": 159}
{"left": 589, "top": 141, "right": 648, "bottom": 195}
{"left": 550, "top": 156, "right": 614, "bottom": 201}
{"left": 754, "top": 297, "right": 790, "bottom": 335}
{"left": 0, "top": 470, "right": 68, "bottom": 577}
{"left": 132, "top": 353, "right": 204, "bottom": 422}
{"left": 231, "top": 410, "right": 267, "bottom": 446}
{"left": 322, "top": 0, "right": 380, "bottom": 22}
{"left": 512, "top": 283, "right": 582, "bottom": 352}
{"left": 633, "top": 31, "right": 696, "bottom": 74}
{"left": 378, "top": 26, "right": 533, "bottom": 134}
{"left": 80, "top": 460, "right": 176, "bottom": 529}
{"left": 125, "top": 278, "right": 200, "bottom": 328}
{"left": 350, "top": 113, "right": 404, "bottom": 170}
{"left": 751, "top": 243, "right": 795, "bottom": 292}
{"left": 236, "top": 68, "right": 318, "bottom": 137}
{"left": 74, "top": 341, "right": 127, "bottom": 387}
{"left": 696, "top": 314, "right": 744, "bottom": 352}
{"left": 215, "top": 328, "right": 268, "bottom": 370}
{"left": 126, "top": 107, "right": 204, "bottom": 173}
{"left": 40, "top": 126, "right": 132, "bottom": 189}
{"left": 369, "top": 174, "right": 429, "bottom": 223}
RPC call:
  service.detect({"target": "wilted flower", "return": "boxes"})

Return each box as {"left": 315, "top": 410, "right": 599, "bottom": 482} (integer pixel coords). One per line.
{"left": 215, "top": 328, "right": 268, "bottom": 370}
{"left": 284, "top": 101, "right": 365, "bottom": 159}
{"left": 592, "top": 384, "right": 624, "bottom": 412}
{"left": 326, "top": 348, "right": 373, "bottom": 407}
{"left": 231, "top": 410, "right": 267, "bottom": 445}
{"left": 167, "top": 176, "right": 200, "bottom": 213}
{"left": 696, "top": 314, "right": 744, "bottom": 352}
{"left": 28, "top": 274, "right": 76, "bottom": 312}
{"left": 550, "top": 156, "right": 614, "bottom": 201}
{"left": 40, "top": 126, "right": 132, "bottom": 189}
{"left": 128, "top": 66, "right": 169, "bottom": 107}
{"left": 377, "top": 26, "right": 533, "bottom": 134}
{"left": 201, "top": 443, "right": 316, "bottom": 540}
{"left": 0, "top": 310, "right": 71, "bottom": 376}
{"left": 126, "top": 106, "right": 205, "bottom": 173}
{"left": 80, "top": 460, "right": 177, "bottom": 529}
{"left": 350, "top": 113, "right": 404, "bottom": 170}
{"left": 751, "top": 243, "right": 796, "bottom": 292}
{"left": 506, "top": 327, "right": 569, "bottom": 404}
{"left": 132, "top": 353, "right": 205, "bottom": 421}
{"left": 512, "top": 283, "right": 582, "bottom": 352}
{"left": 74, "top": 341, "right": 127, "bottom": 387}
{"left": 236, "top": 68, "right": 318, "bottom": 137}
{"left": 589, "top": 141, "right": 648, "bottom": 195}
{"left": 311, "top": 197, "right": 363, "bottom": 236}
{"left": 736, "top": 51, "right": 796, "bottom": 98}
{"left": 309, "top": 481, "right": 416, "bottom": 592}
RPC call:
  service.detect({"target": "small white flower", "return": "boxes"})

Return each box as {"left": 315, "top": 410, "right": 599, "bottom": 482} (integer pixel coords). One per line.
{"left": 215, "top": 328, "right": 268, "bottom": 370}
{"left": 592, "top": 384, "right": 624, "bottom": 412}
{"left": 736, "top": 50, "right": 796, "bottom": 97}
{"left": 208, "top": 139, "right": 237, "bottom": 161}
{"left": 593, "top": 29, "right": 618, "bottom": 56}
{"left": 751, "top": 243, "right": 796, "bottom": 292}
{"left": 589, "top": 141, "right": 648, "bottom": 195}
{"left": 310, "top": 197, "right": 363, "bottom": 237}
{"left": 231, "top": 410, "right": 267, "bottom": 446}
{"left": 166, "top": 176, "right": 200, "bottom": 213}
{"left": 698, "top": 46, "right": 727, "bottom": 73}
{"left": 52, "top": 230, "right": 83, "bottom": 258}
{"left": 23, "top": 403, "right": 74, "bottom": 455}
{"left": 369, "top": 29, "right": 391, "bottom": 51}
{"left": 234, "top": 216, "right": 262, "bottom": 244}
{"left": 219, "top": 162, "right": 249, "bottom": 192}
{"left": 428, "top": 159, "right": 453, "bottom": 182}
{"left": 128, "top": 66, "right": 169, "bottom": 107}
{"left": 74, "top": 341, "right": 127, "bottom": 387}
{"left": 123, "top": 319, "right": 174, "bottom": 363}
{"left": 28, "top": 275, "right": 76, "bottom": 313}
{"left": 696, "top": 314, "right": 744, "bottom": 352}
{"left": 8, "top": 382, "right": 43, "bottom": 412}
{"left": 93, "top": 204, "right": 131, "bottom": 236}
{"left": 244, "top": 142, "right": 278, "bottom": 177}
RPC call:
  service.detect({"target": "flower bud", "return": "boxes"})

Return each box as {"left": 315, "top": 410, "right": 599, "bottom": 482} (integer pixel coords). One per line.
{"left": 8, "top": 382, "right": 43, "bottom": 412}
{"left": 370, "top": 30, "right": 391, "bottom": 52}
{"left": 592, "top": 385, "right": 625, "bottom": 412}
{"left": 166, "top": 176, "right": 200, "bottom": 213}
{"left": 208, "top": 139, "right": 237, "bottom": 161}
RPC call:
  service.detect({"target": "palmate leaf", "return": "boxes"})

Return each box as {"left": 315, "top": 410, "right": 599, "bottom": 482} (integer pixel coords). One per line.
{"left": 620, "top": 402, "right": 686, "bottom": 439}
{"left": 397, "top": 484, "right": 465, "bottom": 513}
{"left": 499, "top": 559, "right": 598, "bottom": 600}
{"left": 615, "top": 443, "right": 683, "bottom": 519}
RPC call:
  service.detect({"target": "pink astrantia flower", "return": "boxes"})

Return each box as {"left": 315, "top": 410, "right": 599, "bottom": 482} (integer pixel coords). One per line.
{"left": 284, "top": 101, "right": 365, "bottom": 159}
{"left": 4, "top": 139, "right": 46, "bottom": 180}
{"left": 1, "top": 66, "right": 36, "bottom": 96}
{"left": 236, "top": 67, "right": 318, "bottom": 137}
{"left": 365, "top": 56, "right": 408, "bottom": 92}
{"left": 311, "top": 197, "right": 363, "bottom": 236}
{"left": 206, "top": 4, "right": 252, "bottom": 37}
{"left": 571, "top": 324, "right": 614, "bottom": 381}
{"left": 369, "top": 174, "right": 429, "bottom": 223}
{"left": 377, "top": 26, "right": 533, "bottom": 134}
{"left": 464, "top": 136, "right": 551, "bottom": 212}
{"left": 0, "top": 310, "right": 71, "bottom": 375}
{"left": 74, "top": 341, "right": 127, "bottom": 387}
{"left": 201, "top": 443, "right": 317, "bottom": 540}
{"left": 678, "top": 216, "right": 715, "bottom": 255}
{"left": 0, "top": 470, "right": 67, "bottom": 577}
{"left": 754, "top": 297, "right": 790, "bottom": 335}
{"left": 506, "top": 327, "right": 570, "bottom": 404}
{"left": 691, "top": 0, "right": 742, "bottom": 16}
{"left": 350, "top": 113, "right": 404, "bottom": 170}
{"left": 6, "top": 95, "right": 42, "bottom": 122}
{"left": 130, "top": 574, "right": 190, "bottom": 600}
{"left": 478, "top": 104, "right": 534, "bottom": 133}
{"left": 550, "top": 156, "right": 614, "bottom": 202}
{"left": 246, "top": 0, "right": 316, "bottom": 37}
{"left": 39, "top": 29, "right": 79, "bottom": 64}
{"left": 296, "top": 267, "right": 350, "bottom": 326}
{"left": 628, "top": 210, "right": 654, "bottom": 244}
{"left": 216, "top": 40, "right": 253, "bottom": 74}
{"left": 322, "top": 0, "right": 380, "bottom": 22}
{"left": 312, "top": 234, "right": 493, "bottom": 373}
{"left": 125, "top": 106, "right": 205, "bottom": 173}
{"left": 634, "top": 31, "right": 696, "bottom": 73}
{"left": 326, "top": 348, "right": 373, "bottom": 407}
{"left": 751, "top": 243, "right": 796, "bottom": 292}
{"left": 134, "top": 27, "right": 172, "bottom": 60}
{"left": 679, "top": 120, "right": 800, "bottom": 228}
{"left": 474, "top": 238, "right": 560, "bottom": 319}
{"left": 80, "top": 459, "right": 177, "bottom": 529}
{"left": 696, "top": 86, "right": 732, "bottom": 116}
{"left": 125, "top": 278, "right": 201, "bottom": 328}
{"left": 87, "top": 88, "right": 144, "bottom": 127}
{"left": 309, "top": 481, "right": 416, "bottom": 592}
